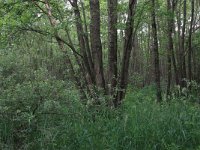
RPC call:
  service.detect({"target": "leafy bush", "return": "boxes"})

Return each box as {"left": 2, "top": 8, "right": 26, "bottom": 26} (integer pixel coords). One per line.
{"left": 0, "top": 50, "right": 80, "bottom": 149}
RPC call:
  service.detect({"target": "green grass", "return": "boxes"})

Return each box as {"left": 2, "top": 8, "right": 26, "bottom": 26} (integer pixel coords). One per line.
{"left": 1, "top": 86, "right": 200, "bottom": 150}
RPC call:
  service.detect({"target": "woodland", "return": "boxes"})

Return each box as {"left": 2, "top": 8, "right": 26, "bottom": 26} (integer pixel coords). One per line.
{"left": 0, "top": 0, "right": 200, "bottom": 149}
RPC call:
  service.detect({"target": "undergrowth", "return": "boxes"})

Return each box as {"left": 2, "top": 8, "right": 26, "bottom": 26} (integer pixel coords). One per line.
{"left": 1, "top": 84, "right": 200, "bottom": 150}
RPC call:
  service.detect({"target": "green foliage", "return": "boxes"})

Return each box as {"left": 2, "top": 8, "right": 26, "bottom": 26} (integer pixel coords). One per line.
{"left": 1, "top": 47, "right": 200, "bottom": 149}
{"left": 0, "top": 49, "right": 80, "bottom": 149}
{"left": 1, "top": 83, "right": 200, "bottom": 149}
{"left": 0, "top": 0, "right": 200, "bottom": 149}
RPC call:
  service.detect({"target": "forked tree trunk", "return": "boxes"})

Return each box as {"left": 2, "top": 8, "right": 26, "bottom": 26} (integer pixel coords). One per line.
{"left": 80, "top": 0, "right": 95, "bottom": 81}
{"left": 116, "top": 0, "right": 137, "bottom": 106}
{"left": 69, "top": 0, "right": 95, "bottom": 85}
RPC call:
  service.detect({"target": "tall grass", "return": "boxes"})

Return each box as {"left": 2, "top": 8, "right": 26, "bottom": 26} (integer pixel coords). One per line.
{"left": 1, "top": 86, "right": 200, "bottom": 150}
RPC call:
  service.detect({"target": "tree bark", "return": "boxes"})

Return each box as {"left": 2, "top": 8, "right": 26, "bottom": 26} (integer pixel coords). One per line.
{"left": 90, "top": 0, "right": 106, "bottom": 90}
{"left": 166, "top": 0, "right": 173, "bottom": 97}
{"left": 171, "top": 0, "right": 179, "bottom": 85}
{"left": 69, "top": 0, "right": 95, "bottom": 85}
{"left": 151, "top": 0, "right": 162, "bottom": 102}
{"left": 188, "top": 0, "right": 195, "bottom": 82}
{"left": 80, "top": 0, "right": 95, "bottom": 80}
{"left": 180, "top": 0, "right": 187, "bottom": 87}
{"left": 166, "top": 0, "right": 179, "bottom": 95}
{"left": 107, "top": 0, "right": 118, "bottom": 103}
{"left": 116, "top": 0, "right": 137, "bottom": 106}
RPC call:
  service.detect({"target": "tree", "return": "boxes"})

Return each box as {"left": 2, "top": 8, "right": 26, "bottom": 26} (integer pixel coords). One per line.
{"left": 166, "top": 0, "right": 179, "bottom": 97}
{"left": 179, "top": 0, "right": 187, "bottom": 87}
{"left": 151, "top": 0, "right": 162, "bottom": 102}
{"left": 107, "top": 0, "right": 118, "bottom": 104}
{"left": 166, "top": 0, "right": 173, "bottom": 97}
{"left": 67, "top": 0, "right": 137, "bottom": 106}
{"left": 188, "top": 0, "right": 195, "bottom": 82}
{"left": 116, "top": 0, "right": 137, "bottom": 106}
{"left": 90, "top": 0, "right": 106, "bottom": 90}
{"left": 1, "top": 0, "right": 199, "bottom": 107}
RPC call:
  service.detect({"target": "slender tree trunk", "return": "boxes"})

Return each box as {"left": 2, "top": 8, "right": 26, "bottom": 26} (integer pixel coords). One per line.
{"left": 116, "top": 0, "right": 137, "bottom": 106}
{"left": 176, "top": 4, "right": 181, "bottom": 84}
{"left": 180, "top": 0, "right": 187, "bottom": 87}
{"left": 171, "top": 0, "right": 179, "bottom": 85}
{"left": 166, "top": 0, "right": 173, "bottom": 97}
{"left": 151, "top": 0, "right": 162, "bottom": 102}
{"left": 171, "top": 47, "right": 179, "bottom": 84}
{"left": 147, "top": 23, "right": 153, "bottom": 85}
{"left": 80, "top": 0, "right": 95, "bottom": 78}
{"left": 69, "top": 0, "right": 95, "bottom": 85}
{"left": 166, "top": 0, "right": 179, "bottom": 95}
{"left": 107, "top": 0, "right": 118, "bottom": 104}
{"left": 90, "top": 0, "right": 106, "bottom": 90}
{"left": 65, "top": 27, "right": 93, "bottom": 99}
{"left": 188, "top": 0, "right": 195, "bottom": 82}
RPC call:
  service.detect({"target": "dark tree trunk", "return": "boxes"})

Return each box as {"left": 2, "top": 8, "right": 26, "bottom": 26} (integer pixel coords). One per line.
{"left": 116, "top": 0, "right": 137, "bottom": 106}
{"left": 166, "top": 0, "right": 179, "bottom": 95}
{"left": 171, "top": 0, "right": 179, "bottom": 85}
{"left": 58, "top": 41, "right": 87, "bottom": 101}
{"left": 188, "top": 0, "right": 194, "bottom": 82}
{"left": 166, "top": 0, "right": 173, "bottom": 97}
{"left": 151, "top": 0, "right": 162, "bottom": 102}
{"left": 171, "top": 47, "right": 179, "bottom": 85}
{"left": 180, "top": 0, "right": 187, "bottom": 87}
{"left": 90, "top": 0, "right": 106, "bottom": 90}
{"left": 176, "top": 3, "right": 181, "bottom": 85}
{"left": 69, "top": 0, "right": 95, "bottom": 85}
{"left": 107, "top": 0, "right": 118, "bottom": 103}
{"left": 80, "top": 0, "right": 95, "bottom": 79}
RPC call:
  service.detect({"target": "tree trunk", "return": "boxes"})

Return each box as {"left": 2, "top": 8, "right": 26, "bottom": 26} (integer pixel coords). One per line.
{"left": 80, "top": 0, "right": 95, "bottom": 80}
{"left": 116, "top": 0, "right": 137, "bottom": 106}
{"left": 107, "top": 0, "right": 118, "bottom": 104}
{"left": 188, "top": 0, "right": 194, "bottom": 82}
{"left": 166, "top": 0, "right": 173, "bottom": 97}
{"left": 90, "top": 0, "right": 106, "bottom": 90}
{"left": 166, "top": 0, "right": 179, "bottom": 95}
{"left": 69, "top": 0, "right": 95, "bottom": 85}
{"left": 180, "top": 0, "right": 187, "bottom": 87}
{"left": 151, "top": 0, "right": 162, "bottom": 102}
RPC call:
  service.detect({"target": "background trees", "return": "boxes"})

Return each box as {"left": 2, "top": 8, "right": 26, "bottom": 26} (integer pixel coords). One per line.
{"left": 1, "top": 0, "right": 200, "bottom": 103}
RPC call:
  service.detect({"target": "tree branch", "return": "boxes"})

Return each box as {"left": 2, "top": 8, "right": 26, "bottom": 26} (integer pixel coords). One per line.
{"left": 19, "top": 27, "right": 83, "bottom": 58}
